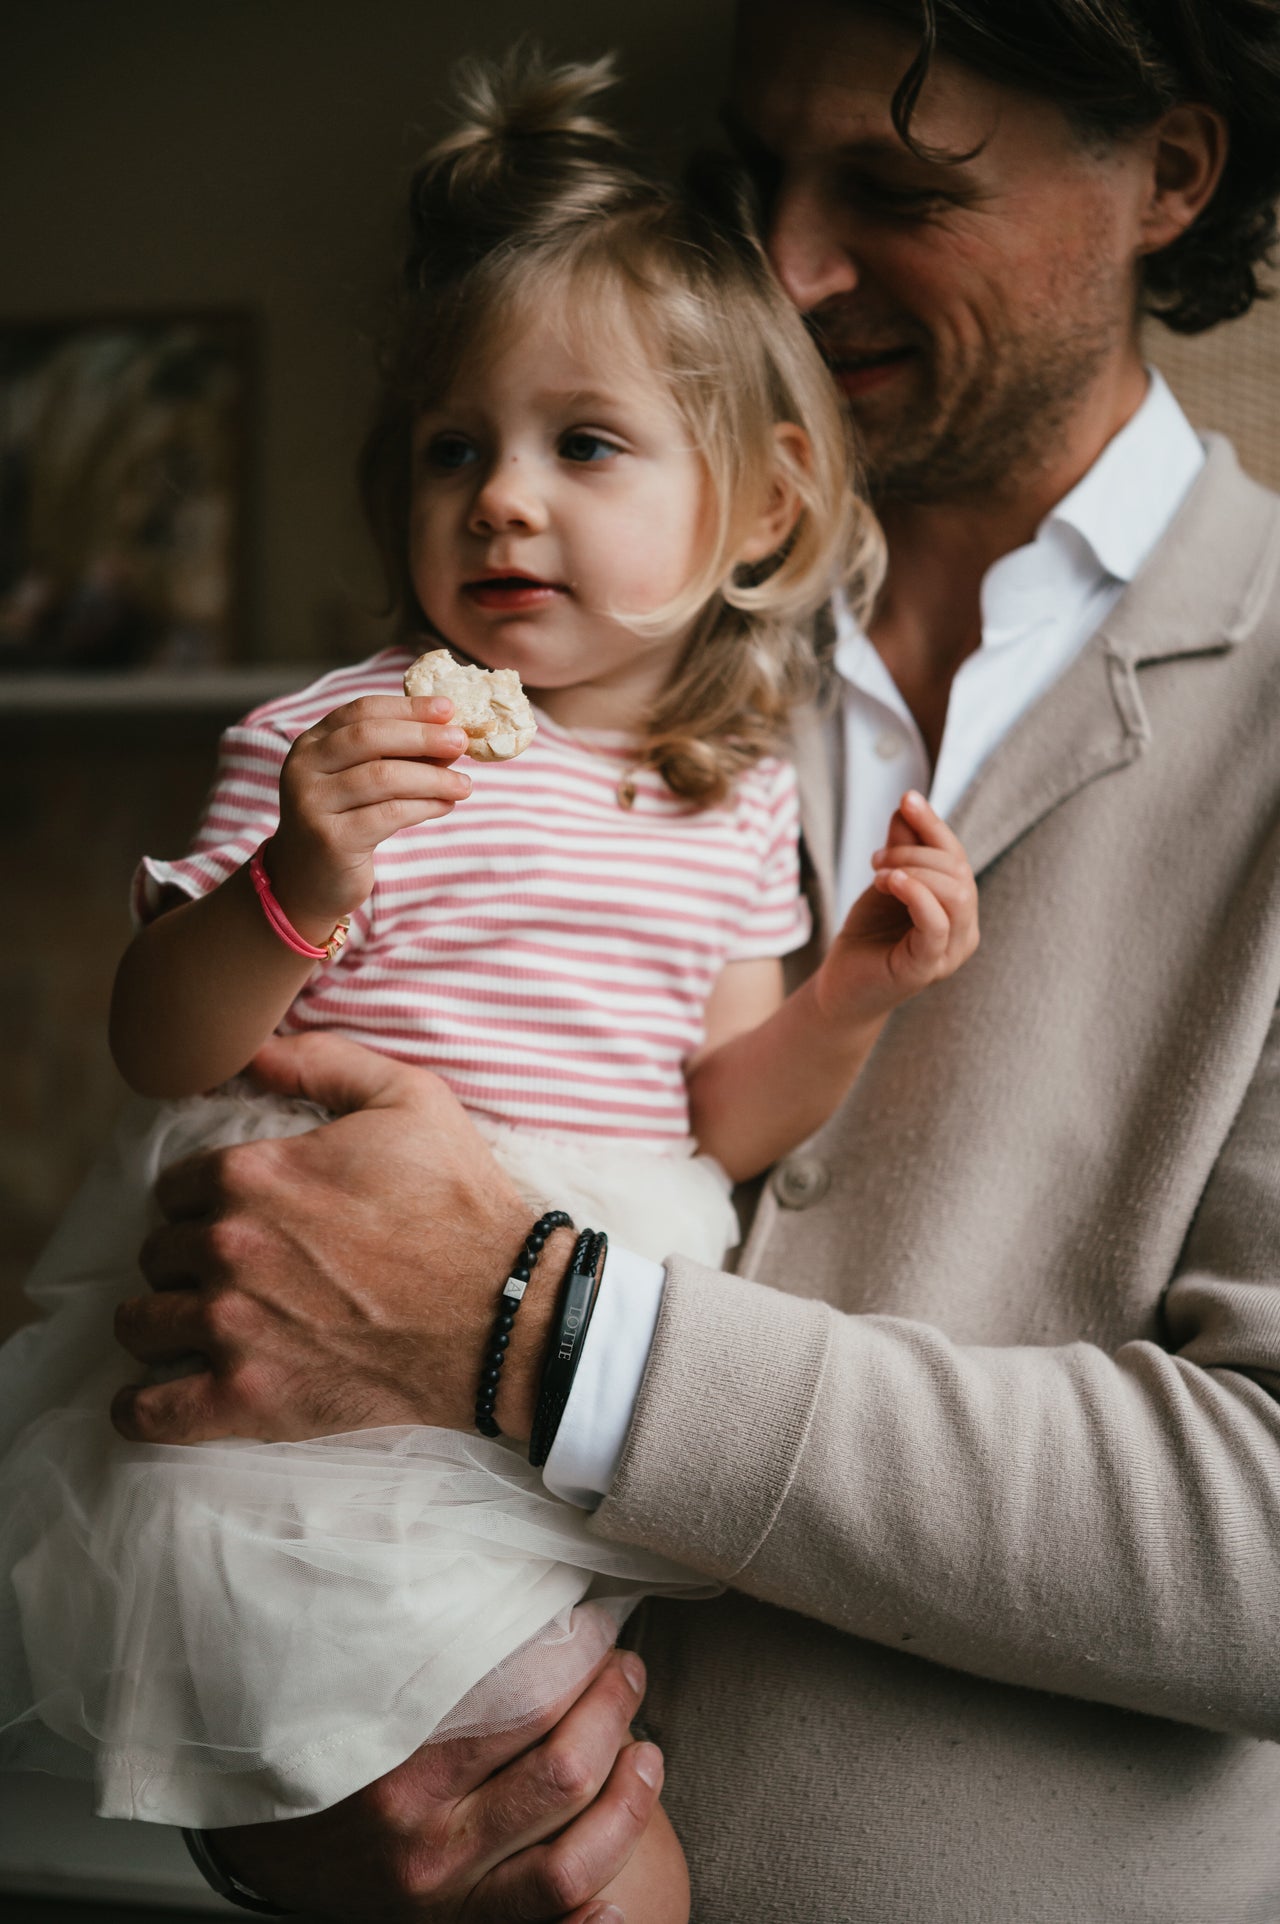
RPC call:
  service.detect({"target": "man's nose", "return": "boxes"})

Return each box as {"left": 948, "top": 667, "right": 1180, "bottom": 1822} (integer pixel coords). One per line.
{"left": 468, "top": 458, "right": 548, "bottom": 536}
{"left": 767, "top": 176, "right": 859, "bottom": 313}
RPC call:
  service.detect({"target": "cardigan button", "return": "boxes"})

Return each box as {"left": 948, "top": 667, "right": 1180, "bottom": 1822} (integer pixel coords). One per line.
{"left": 772, "top": 1156, "right": 830, "bottom": 1209}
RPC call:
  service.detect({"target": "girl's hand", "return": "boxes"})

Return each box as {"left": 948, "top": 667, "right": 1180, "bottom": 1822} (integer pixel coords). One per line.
{"left": 267, "top": 695, "right": 472, "bottom": 938}
{"left": 814, "top": 790, "right": 979, "bottom": 1025}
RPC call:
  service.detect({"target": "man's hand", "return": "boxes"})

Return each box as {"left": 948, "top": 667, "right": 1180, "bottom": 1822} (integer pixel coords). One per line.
{"left": 212, "top": 1648, "right": 660, "bottom": 1923}
{"left": 111, "top": 1032, "right": 573, "bottom": 1445}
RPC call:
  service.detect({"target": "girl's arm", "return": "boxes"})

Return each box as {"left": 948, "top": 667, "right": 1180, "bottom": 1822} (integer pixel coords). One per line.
{"left": 686, "top": 957, "right": 881, "bottom": 1182}
{"left": 109, "top": 696, "right": 470, "bottom": 1099}
{"left": 111, "top": 864, "right": 339, "bottom": 1099}
{"left": 688, "top": 791, "right": 978, "bottom": 1181}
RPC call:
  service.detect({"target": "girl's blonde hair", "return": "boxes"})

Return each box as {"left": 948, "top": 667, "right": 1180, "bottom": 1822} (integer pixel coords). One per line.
{"left": 362, "top": 50, "right": 884, "bottom": 808}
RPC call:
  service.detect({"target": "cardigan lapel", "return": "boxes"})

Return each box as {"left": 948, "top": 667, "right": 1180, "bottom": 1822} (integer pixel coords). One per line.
{"left": 948, "top": 632, "right": 1148, "bottom": 879}
{"left": 789, "top": 694, "right": 840, "bottom": 950}
{"left": 951, "top": 437, "right": 1280, "bottom": 879}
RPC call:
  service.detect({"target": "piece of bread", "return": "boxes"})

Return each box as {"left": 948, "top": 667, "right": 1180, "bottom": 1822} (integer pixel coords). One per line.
{"left": 403, "top": 647, "right": 537, "bottom": 761}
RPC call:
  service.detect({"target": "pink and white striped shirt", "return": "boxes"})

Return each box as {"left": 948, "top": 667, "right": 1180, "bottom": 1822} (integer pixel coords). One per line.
{"left": 137, "top": 647, "right": 811, "bottom": 1147}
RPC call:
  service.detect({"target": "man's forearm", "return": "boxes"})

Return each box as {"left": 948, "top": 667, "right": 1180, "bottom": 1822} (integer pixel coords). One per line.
{"left": 589, "top": 1253, "right": 1280, "bottom": 1742}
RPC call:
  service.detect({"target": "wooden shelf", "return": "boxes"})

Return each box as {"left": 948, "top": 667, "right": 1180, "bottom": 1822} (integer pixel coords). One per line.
{"left": 0, "top": 667, "right": 325, "bottom": 716}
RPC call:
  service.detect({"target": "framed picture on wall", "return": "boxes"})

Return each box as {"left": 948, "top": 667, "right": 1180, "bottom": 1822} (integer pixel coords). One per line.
{"left": 0, "top": 311, "right": 254, "bottom": 675}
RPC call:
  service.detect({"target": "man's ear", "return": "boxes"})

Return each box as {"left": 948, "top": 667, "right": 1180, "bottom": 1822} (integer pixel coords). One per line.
{"left": 1138, "top": 103, "right": 1228, "bottom": 256}
{"left": 735, "top": 423, "right": 811, "bottom": 565}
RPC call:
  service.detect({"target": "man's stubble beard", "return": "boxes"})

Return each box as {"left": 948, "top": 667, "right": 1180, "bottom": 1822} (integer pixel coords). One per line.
{"left": 853, "top": 283, "right": 1132, "bottom": 510}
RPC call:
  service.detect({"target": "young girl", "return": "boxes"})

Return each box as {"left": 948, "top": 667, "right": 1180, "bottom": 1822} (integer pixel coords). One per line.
{"left": 0, "top": 50, "right": 976, "bottom": 1915}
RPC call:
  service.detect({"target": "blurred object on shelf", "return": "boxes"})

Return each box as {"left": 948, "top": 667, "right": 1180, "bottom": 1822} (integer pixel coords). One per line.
{"left": 0, "top": 314, "right": 253, "bottom": 674}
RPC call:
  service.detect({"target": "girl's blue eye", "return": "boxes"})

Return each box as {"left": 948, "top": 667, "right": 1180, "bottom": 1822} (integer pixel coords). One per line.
{"left": 560, "top": 431, "right": 618, "bottom": 464}
{"left": 425, "top": 434, "right": 476, "bottom": 472}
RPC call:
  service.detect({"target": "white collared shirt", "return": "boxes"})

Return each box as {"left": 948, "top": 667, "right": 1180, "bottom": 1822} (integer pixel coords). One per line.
{"left": 545, "top": 370, "right": 1205, "bottom": 1509}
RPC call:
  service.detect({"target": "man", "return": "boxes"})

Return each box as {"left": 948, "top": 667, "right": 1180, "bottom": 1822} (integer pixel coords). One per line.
{"left": 113, "top": 2, "right": 1280, "bottom": 1916}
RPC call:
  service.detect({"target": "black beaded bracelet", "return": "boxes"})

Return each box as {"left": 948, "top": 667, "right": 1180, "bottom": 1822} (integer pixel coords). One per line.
{"left": 475, "top": 1209, "right": 574, "bottom": 1438}
{"left": 528, "top": 1227, "right": 608, "bottom": 1468}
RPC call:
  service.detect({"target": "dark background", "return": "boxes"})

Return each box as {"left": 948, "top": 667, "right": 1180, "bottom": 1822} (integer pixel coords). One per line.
{"left": 1, "top": 0, "right": 1277, "bottom": 1332}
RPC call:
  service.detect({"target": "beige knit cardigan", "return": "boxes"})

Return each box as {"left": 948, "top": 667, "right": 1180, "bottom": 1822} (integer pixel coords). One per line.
{"left": 594, "top": 438, "right": 1280, "bottom": 1922}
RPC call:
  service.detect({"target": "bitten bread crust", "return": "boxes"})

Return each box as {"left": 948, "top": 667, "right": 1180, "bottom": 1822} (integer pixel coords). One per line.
{"left": 403, "top": 648, "right": 537, "bottom": 761}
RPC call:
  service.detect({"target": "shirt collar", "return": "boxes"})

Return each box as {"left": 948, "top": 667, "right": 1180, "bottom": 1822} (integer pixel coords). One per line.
{"left": 834, "top": 367, "right": 1205, "bottom": 680}
{"left": 1043, "top": 366, "right": 1204, "bottom": 586}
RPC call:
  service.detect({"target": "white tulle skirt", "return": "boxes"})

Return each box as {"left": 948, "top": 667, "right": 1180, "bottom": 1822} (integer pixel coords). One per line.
{"left": 0, "top": 1087, "right": 731, "bottom": 1826}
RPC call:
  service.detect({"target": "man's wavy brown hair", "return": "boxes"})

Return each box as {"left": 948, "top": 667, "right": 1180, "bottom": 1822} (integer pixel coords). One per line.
{"left": 859, "top": 0, "right": 1280, "bottom": 332}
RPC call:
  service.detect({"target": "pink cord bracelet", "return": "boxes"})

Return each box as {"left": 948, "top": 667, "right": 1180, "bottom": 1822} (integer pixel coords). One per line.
{"left": 248, "top": 844, "right": 350, "bottom": 961}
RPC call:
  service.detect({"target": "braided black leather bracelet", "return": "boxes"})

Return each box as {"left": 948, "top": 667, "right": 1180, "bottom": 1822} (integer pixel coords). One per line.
{"left": 528, "top": 1227, "right": 608, "bottom": 1467}
{"left": 475, "top": 1209, "right": 574, "bottom": 1437}
{"left": 183, "top": 1828, "right": 290, "bottom": 1915}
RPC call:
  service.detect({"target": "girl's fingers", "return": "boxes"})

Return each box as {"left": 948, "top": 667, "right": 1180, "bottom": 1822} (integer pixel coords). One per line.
{"left": 873, "top": 865, "right": 974, "bottom": 917}
{"left": 334, "top": 797, "right": 461, "bottom": 845}
{"left": 880, "top": 807, "right": 923, "bottom": 852}
{"left": 307, "top": 695, "right": 455, "bottom": 731}
{"left": 875, "top": 868, "right": 951, "bottom": 954}
{"left": 304, "top": 717, "right": 470, "bottom": 773}
{"left": 871, "top": 843, "right": 970, "bottom": 875}
{"left": 327, "top": 759, "right": 472, "bottom": 813}
{"left": 895, "top": 790, "right": 968, "bottom": 860}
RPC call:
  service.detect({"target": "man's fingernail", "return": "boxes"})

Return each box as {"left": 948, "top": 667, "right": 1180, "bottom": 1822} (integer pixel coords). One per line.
{"left": 632, "top": 1742, "right": 663, "bottom": 1789}
{"left": 619, "top": 1651, "right": 645, "bottom": 1692}
{"left": 583, "top": 1907, "right": 624, "bottom": 1924}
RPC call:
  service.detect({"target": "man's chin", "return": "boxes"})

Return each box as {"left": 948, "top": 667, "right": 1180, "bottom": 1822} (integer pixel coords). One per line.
{"left": 857, "top": 425, "right": 972, "bottom": 506}
{"left": 841, "top": 411, "right": 936, "bottom": 498}
{"left": 837, "top": 385, "right": 987, "bottom": 506}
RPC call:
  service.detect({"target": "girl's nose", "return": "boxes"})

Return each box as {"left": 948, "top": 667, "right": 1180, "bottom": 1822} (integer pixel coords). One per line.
{"left": 766, "top": 173, "right": 859, "bottom": 314}
{"left": 468, "top": 457, "right": 549, "bottom": 536}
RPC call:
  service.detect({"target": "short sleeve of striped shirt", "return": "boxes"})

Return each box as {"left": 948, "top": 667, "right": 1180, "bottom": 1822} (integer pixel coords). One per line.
{"left": 723, "top": 756, "right": 812, "bottom": 963}
{"left": 131, "top": 717, "right": 291, "bottom": 926}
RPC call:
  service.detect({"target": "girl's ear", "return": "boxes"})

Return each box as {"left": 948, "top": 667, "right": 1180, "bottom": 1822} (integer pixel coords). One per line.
{"left": 735, "top": 423, "right": 811, "bottom": 565}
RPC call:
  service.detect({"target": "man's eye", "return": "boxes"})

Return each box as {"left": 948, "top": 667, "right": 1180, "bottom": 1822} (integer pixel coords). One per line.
{"left": 423, "top": 434, "right": 476, "bottom": 472}
{"left": 846, "top": 174, "right": 946, "bottom": 217}
{"left": 721, "top": 114, "right": 784, "bottom": 222}
{"left": 560, "top": 431, "right": 619, "bottom": 464}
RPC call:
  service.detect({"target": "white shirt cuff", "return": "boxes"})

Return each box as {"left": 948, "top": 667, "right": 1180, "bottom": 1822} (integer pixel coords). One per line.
{"left": 542, "top": 1245, "right": 665, "bottom": 1509}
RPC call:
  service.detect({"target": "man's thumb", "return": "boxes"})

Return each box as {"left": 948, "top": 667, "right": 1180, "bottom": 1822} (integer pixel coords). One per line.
{"left": 247, "top": 1032, "right": 406, "bottom": 1117}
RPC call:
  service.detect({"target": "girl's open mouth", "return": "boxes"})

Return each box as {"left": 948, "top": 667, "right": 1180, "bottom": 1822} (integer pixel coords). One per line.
{"left": 464, "top": 575, "right": 566, "bottom": 611}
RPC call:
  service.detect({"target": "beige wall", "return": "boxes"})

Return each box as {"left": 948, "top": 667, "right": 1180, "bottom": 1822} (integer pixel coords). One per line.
{"left": 1146, "top": 292, "right": 1280, "bottom": 493}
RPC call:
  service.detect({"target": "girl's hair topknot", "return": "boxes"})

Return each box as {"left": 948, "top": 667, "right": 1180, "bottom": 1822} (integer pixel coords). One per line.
{"left": 405, "top": 52, "right": 637, "bottom": 281}
{"left": 362, "top": 50, "right": 884, "bottom": 809}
